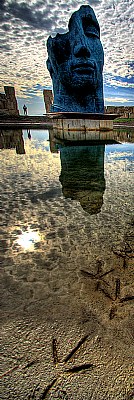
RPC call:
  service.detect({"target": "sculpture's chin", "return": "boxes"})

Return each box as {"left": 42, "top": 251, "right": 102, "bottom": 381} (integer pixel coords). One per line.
{"left": 69, "top": 74, "right": 98, "bottom": 91}
{"left": 58, "top": 64, "right": 99, "bottom": 93}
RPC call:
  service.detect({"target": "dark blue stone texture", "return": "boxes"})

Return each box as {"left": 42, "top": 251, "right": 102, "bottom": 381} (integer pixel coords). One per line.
{"left": 47, "top": 5, "right": 104, "bottom": 113}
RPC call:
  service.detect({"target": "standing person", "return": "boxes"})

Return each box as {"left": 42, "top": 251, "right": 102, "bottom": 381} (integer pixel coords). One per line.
{"left": 23, "top": 104, "right": 27, "bottom": 115}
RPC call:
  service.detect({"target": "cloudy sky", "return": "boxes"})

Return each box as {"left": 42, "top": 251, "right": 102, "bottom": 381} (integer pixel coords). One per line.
{"left": 0, "top": 0, "right": 133, "bottom": 114}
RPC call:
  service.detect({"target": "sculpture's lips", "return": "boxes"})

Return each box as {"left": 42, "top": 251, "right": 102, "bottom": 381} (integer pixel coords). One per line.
{"left": 71, "top": 62, "right": 95, "bottom": 73}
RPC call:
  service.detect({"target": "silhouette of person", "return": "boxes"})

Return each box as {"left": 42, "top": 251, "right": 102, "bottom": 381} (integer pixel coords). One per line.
{"left": 23, "top": 104, "right": 27, "bottom": 115}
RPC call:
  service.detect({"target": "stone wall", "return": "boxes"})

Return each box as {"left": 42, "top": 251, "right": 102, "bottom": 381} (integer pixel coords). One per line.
{"left": 43, "top": 92, "right": 134, "bottom": 117}
{"left": 105, "top": 106, "right": 134, "bottom": 118}
{"left": 43, "top": 89, "right": 53, "bottom": 113}
{"left": 0, "top": 86, "right": 19, "bottom": 116}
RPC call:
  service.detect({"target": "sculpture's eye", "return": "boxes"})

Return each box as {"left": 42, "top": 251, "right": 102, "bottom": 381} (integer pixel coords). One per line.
{"left": 53, "top": 34, "right": 71, "bottom": 65}
{"left": 82, "top": 17, "right": 99, "bottom": 39}
{"left": 84, "top": 29, "right": 99, "bottom": 38}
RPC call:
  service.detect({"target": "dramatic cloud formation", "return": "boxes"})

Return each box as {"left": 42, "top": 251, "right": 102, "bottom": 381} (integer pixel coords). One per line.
{"left": 0, "top": 0, "right": 133, "bottom": 113}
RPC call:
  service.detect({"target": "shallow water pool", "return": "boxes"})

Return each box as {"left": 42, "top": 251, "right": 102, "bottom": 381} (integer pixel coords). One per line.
{"left": 0, "top": 128, "right": 134, "bottom": 399}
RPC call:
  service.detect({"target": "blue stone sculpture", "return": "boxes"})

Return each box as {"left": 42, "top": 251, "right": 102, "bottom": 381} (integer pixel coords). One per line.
{"left": 46, "top": 5, "right": 104, "bottom": 113}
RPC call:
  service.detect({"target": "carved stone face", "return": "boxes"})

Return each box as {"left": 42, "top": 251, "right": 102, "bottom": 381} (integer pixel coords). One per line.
{"left": 47, "top": 6, "right": 104, "bottom": 93}
{"left": 47, "top": 5, "right": 104, "bottom": 112}
{"left": 58, "top": 37, "right": 103, "bottom": 93}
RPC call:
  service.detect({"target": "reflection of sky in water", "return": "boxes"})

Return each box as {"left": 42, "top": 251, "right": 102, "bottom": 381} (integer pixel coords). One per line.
{"left": 105, "top": 143, "right": 134, "bottom": 171}
{"left": 23, "top": 129, "right": 49, "bottom": 141}
{"left": 105, "top": 143, "right": 134, "bottom": 157}
{"left": 23, "top": 130, "right": 134, "bottom": 161}
{"left": 23, "top": 130, "right": 134, "bottom": 159}
{"left": 0, "top": 129, "right": 134, "bottom": 322}
{"left": 0, "top": 129, "right": 133, "bottom": 248}
{"left": 0, "top": 129, "right": 134, "bottom": 400}
{"left": 23, "top": 129, "right": 50, "bottom": 151}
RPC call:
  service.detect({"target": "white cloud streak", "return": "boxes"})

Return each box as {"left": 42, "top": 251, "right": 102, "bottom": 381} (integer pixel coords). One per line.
{"left": 105, "top": 97, "right": 132, "bottom": 103}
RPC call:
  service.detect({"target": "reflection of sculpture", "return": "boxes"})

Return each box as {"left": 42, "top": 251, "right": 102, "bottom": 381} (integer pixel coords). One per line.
{"left": 59, "top": 145, "right": 105, "bottom": 215}
{"left": 47, "top": 5, "right": 104, "bottom": 113}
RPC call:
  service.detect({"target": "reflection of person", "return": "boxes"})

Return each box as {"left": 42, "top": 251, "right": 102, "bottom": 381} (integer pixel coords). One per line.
{"left": 47, "top": 5, "right": 104, "bottom": 113}
{"left": 23, "top": 104, "right": 27, "bottom": 115}
{"left": 27, "top": 129, "right": 31, "bottom": 139}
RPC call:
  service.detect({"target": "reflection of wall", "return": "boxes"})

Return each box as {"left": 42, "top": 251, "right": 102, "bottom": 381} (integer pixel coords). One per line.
{"left": 0, "top": 129, "right": 25, "bottom": 154}
{"left": 0, "top": 86, "right": 19, "bottom": 116}
{"left": 59, "top": 145, "right": 105, "bottom": 214}
{"left": 49, "top": 129, "right": 59, "bottom": 153}
{"left": 113, "top": 129, "right": 134, "bottom": 142}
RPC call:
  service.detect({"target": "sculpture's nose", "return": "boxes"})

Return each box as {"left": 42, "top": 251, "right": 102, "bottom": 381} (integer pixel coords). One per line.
{"left": 74, "top": 43, "right": 91, "bottom": 58}
{"left": 71, "top": 15, "right": 91, "bottom": 58}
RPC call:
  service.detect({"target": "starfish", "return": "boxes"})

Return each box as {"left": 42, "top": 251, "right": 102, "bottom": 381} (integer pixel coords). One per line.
{"left": 37, "top": 335, "right": 94, "bottom": 399}
{"left": 112, "top": 242, "right": 134, "bottom": 269}
{"left": 81, "top": 259, "right": 114, "bottom": 290}
{"left": 98, "top": 279, "right": 134, "bottom": 319}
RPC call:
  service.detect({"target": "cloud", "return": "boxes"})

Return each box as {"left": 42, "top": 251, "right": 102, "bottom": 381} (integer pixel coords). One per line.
{"left": 0, "top": 0, "right": 133, "bottom": 108}
{"left": 1, "top": 23, "right": 11, "bottom": 31}
{"left": 98, "top": 0, "right": 134, "bottom": 87}
{"left": 0, "top": 0, "right": 6, "bottom": 13}
{"left": 104, "top": 75, "right": 134, "bottom": 89}
{"left": 105, "top": 97, "right": 133, "bottom": 103}
{"left": 7, "top": 1, "right": 54, "bottom": 30}
{"left": 0, "top": 44, "right": 11, "bottom": 51}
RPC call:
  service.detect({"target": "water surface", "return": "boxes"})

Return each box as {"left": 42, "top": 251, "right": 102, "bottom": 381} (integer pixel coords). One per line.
{"left": 0, "top": 128, "right": 134, "bottom": 399}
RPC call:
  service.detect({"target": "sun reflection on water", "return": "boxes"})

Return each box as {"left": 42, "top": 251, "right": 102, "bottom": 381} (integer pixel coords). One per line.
{"left": 16, "top": 229, "right": 41, "bottom": 251}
